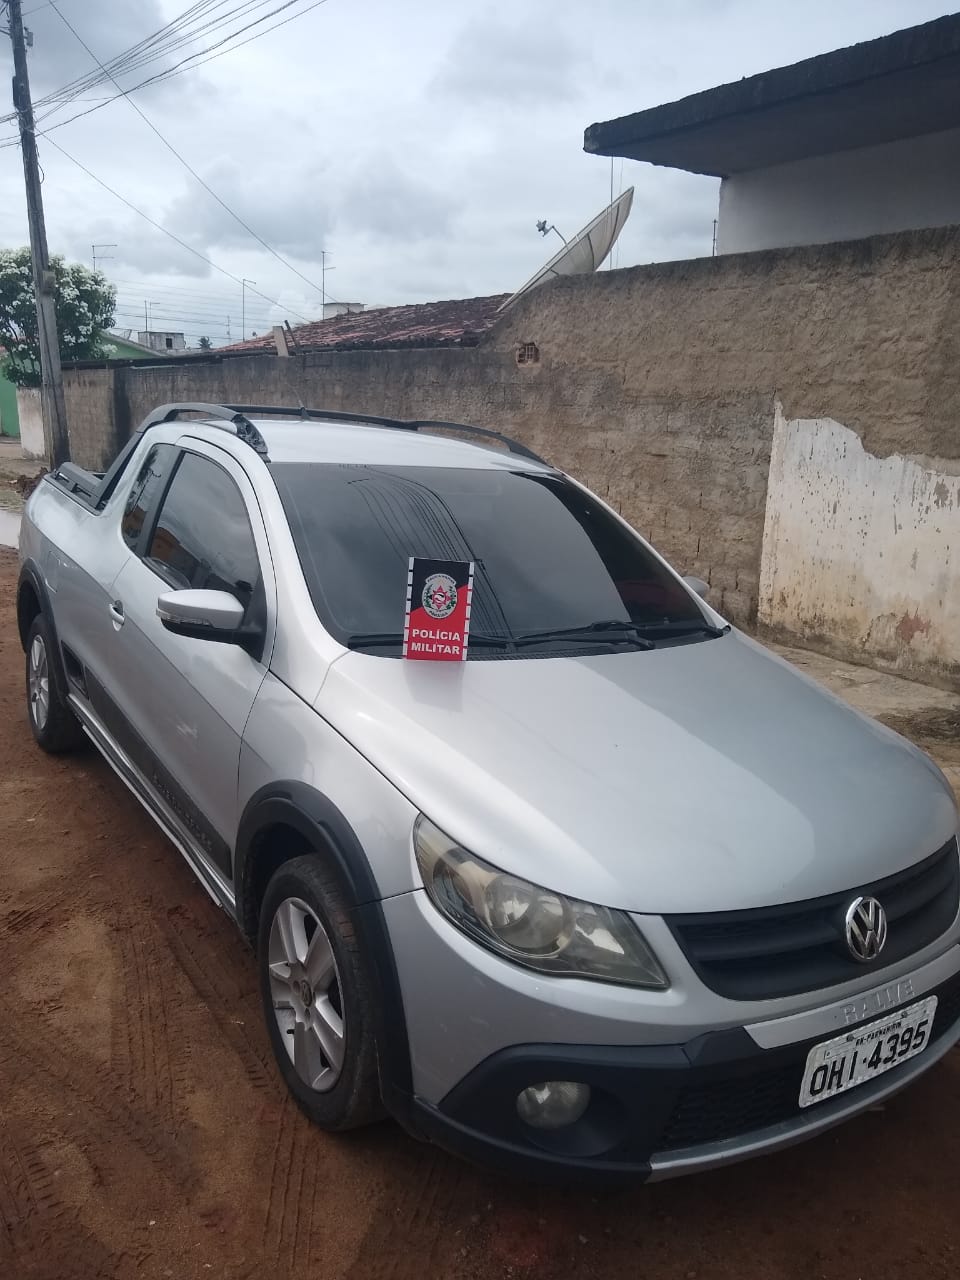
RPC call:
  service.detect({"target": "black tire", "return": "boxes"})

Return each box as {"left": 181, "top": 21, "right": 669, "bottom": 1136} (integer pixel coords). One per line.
{"left": 24, "top": 613, "right": 85, "bottom": 754}
{"left": 258, "top": 854, "right": 384, "bottom": 1130}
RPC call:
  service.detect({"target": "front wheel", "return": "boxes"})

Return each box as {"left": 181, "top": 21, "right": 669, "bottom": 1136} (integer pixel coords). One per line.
{"left": 25, "top": 614, "right": 85, "bottom": 753}
{"left": 258, "top": 855, "right": 384, "bottom": 1130}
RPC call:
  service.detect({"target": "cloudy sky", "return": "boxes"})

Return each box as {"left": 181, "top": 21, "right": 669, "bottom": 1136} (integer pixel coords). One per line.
{"left": 0, "top": 0, "right": 953, "bottom": 346}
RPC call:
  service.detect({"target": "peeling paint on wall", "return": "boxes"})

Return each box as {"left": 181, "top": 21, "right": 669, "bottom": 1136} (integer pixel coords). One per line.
{"left": 759, "top": 406, "right": 960, "bottom": 687}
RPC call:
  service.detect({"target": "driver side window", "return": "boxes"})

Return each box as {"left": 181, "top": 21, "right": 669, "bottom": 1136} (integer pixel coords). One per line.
{"left": 145, "top": 452, "right": 260, "bottom": 609}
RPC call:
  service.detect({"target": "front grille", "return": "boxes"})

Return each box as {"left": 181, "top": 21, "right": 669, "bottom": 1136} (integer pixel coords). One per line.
{"left": 657, "top": 971, "right": 960, "bottom": 1152}
{"left": 666, "top": 838, "right": 959, "bottom": 1001}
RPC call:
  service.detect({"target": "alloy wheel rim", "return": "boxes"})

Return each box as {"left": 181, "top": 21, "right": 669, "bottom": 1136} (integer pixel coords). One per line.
{"left": 268, "top": 896, "right": 345, "bottom": 1092}
{"left": 28, "top": 634, "right": 50, "bottom": 731}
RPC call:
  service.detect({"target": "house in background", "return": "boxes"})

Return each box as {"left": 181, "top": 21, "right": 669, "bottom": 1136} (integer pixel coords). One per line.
{"left": 102, "top": 331, "right": 167, "bottom": 360}
{"left": 585, "top": 13, "right": 960, "bottom": 254}
{"left": 137, "top": 329, "right": 187, "bottom": 353}
{"left": 221, "top": 294, "right": 507, "bottom": 356}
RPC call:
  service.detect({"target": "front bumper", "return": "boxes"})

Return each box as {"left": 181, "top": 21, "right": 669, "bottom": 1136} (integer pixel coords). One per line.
{"left": 406, "top": 966, "right": 960, "bottom": 1184}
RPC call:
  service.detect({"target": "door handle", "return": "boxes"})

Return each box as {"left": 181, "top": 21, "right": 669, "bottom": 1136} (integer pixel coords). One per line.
{"left": 109, "top": 600, "right": 125, "bottom": 628}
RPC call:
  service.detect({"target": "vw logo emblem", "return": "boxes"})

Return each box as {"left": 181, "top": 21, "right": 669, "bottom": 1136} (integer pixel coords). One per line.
{"left": 844, "top": 895, "right": 888, "bottom": 962}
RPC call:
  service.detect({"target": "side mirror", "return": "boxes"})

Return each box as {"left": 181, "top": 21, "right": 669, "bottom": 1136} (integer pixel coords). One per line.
{"left": 683, "top": 575, "right": 710, "bottom": 600}
{"left": 157, "top": 589, "right": 245, "bottom": 640}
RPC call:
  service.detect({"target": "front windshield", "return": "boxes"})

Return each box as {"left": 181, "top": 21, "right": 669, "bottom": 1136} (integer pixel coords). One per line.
{"left": 272, "top": 463, "right": 708, "bottom": 656}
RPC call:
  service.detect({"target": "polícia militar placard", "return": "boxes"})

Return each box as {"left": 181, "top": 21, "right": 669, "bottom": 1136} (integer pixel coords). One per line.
{"left": 402, "top": 558, "right": 475, "bottom": 661}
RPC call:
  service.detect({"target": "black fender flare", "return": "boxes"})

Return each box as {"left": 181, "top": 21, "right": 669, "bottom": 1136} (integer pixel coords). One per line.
{"left": 16, "top": 559, "right": 53, "bottom": 650}
{"left": 17, "top": 560, "right": 71, "bottom": 694}
{"left": 235, "top": 781, "right": 415, "bottom": 1111}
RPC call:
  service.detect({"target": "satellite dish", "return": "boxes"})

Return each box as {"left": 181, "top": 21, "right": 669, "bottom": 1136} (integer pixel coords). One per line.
{"left": 499, "top": 187, "right": 634, "bottom": 312}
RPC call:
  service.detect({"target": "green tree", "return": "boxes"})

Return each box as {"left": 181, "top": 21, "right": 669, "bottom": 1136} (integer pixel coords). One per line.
{"left": 198, "top": 335, "right": 212, "bottom": 350}
{"left": 0, "top": 247, "right": 117, "bottom": 388}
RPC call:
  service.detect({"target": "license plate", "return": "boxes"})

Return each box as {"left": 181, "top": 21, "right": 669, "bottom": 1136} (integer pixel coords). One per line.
{"left": 798, "top": 995, "right": 938, "bottom": 1109}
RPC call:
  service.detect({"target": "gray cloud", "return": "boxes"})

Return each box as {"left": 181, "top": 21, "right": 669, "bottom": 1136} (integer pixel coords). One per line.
{"left": 337, "top": 156, "right": 459, "bottom": 242}
{"left": 61, "top": 215, "right": 213, "bottom": 280}
{"left": 162, "top": 159, "right": 334, "bottom": 260}
{"left": 430, "top": 9, "right": 590, "bottom": 106}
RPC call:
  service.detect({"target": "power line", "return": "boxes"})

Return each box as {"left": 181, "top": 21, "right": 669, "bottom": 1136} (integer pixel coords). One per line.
{"left": 12, "top": 0, "right": 330, "bottom": 133}
{"left": 41, "top": 134, "right": 311, "bottom": 322}
{"left": 114, "top": 289, "right": 279, "bottom": 315}
{"left": 113, "top": 283, "right": 278, "bottom": 310}
{"left": 2, "top": 1, "right": 291, "bottom": 128}
{"left": 49, "top": 0, "right": 333, "bottom": 301}
{"left": 114, "top": 310, "right": 234, "bottom": 329}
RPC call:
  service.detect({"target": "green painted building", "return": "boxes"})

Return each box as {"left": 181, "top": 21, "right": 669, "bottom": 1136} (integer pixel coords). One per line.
{"left": 0, "top": 331, "right": 159, "bottom": 436}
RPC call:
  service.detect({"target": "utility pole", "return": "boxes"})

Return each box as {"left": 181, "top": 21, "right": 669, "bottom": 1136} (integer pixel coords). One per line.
{"left": 241, "top": 279, "right": 255, "bottom": 341}
{"left": 6, "top": 0, "right": 70, "bottom": 466}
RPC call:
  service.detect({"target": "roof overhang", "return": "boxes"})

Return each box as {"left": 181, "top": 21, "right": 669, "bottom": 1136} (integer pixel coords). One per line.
{"left": 584, "top": 14, "right": 960, "bottom": 177}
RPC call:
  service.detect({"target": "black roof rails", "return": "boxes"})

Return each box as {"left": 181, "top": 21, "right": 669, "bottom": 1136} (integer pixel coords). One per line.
{"left": 138, "top": 401, "right": 547, "bottom": 466}
{"left": 221, "top": 404, "right": 548, "bottom": 465}
{"left": 141, "top": 403, "right": 270, "bottom": 458}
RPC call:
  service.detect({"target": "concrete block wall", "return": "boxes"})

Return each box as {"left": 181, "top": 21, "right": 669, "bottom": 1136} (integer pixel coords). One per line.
{"left": 63, "top": 368, "right": 124, "bottom": 470}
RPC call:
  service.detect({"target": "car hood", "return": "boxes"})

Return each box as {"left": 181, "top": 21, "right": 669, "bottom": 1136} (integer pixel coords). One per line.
{"left": 316, "top": 633, "right": 958, "bottom": 913}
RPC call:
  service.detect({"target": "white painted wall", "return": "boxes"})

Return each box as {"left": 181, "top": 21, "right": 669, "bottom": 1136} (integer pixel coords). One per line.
{"left": 759, "top": 407, "right": 960, "bottom": 684}
{"left": 0, "top": 510, "right": 20, "bottom": 550}
{"left": 717, "top": 126, "right": 960, "bottom": 254}
{"left": 17, "top": 388, "right": 44, "bottom": 461}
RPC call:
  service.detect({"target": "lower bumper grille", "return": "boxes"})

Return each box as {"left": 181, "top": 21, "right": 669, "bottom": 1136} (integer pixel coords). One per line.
{"left": 657, "top": 969, "right": 960, "bottom": 1152}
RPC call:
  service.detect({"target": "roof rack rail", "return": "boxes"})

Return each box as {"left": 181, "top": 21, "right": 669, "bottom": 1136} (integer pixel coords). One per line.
{"left": 140, "top": 402, "right": 270, "bottom": 458}
{"left": 220, "top": 403, "right": 547, "bottom": 465}
{"left": 137, "top": 401, "right": 547, "bottom": 466}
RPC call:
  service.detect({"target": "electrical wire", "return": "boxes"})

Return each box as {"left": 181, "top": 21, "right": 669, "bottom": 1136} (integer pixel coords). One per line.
{"left": 41, "top": 134, "right": 311, "bottom": 322}
{"left": 2, "top": 1, "right": 291, "bottom": 126}
{"left": 34, "top": 1, "right": 320, "bottom": 124}
{"left": 49, "top": 0, "right": 332, "bottom": 301}
{"left": 112, "top": 277, "right": 275, "bottom": 304}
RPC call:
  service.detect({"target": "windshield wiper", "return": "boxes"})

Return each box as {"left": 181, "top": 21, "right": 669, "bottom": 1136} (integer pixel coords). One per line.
{"left": 345, "top": 631, "right": 510, "bottom": 650}
{"left": 513, "top": 620, "right": 655, "bottom": 650}
{"left": 630, "top": 619, "right": 729, "bottom": 639}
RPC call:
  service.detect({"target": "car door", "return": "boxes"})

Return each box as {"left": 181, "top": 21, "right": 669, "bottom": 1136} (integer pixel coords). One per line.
{"left": 48, "top": 440, "right": 174, "bottom": 713}
{"left": 108, "top": 441, "right": 275, "bottom": 884}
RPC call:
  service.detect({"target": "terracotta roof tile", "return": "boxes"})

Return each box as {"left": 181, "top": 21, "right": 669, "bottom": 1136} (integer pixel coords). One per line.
{"left": 222, "top": 294, "right": 508, "bottom": 355}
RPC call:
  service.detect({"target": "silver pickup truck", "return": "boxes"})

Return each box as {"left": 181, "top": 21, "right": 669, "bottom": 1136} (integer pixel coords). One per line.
{"left": 16, "top": 401, "right": 960, "bottom": 1182}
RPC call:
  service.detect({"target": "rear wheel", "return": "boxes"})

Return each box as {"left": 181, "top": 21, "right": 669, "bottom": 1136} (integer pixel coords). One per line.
{"left": 25, "top": 614, "right": 84, "bottom": 753}
{"left": 258, "top": 855, "right": 384, "bottom": 1130}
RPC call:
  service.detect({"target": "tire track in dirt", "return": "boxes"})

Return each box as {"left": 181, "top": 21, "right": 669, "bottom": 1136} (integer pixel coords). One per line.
{"left": 0, "top": 873, "right": 93, "bottom": 940}
{"left": 158, "top": 903, "right": 281, "bottom": 1100}
{"left": 258, "top": 1095, "right": 328, "bottom": 1274}
{"left": 0, "top": 1010, "right": 199, "bottom": 1197}
{"left": 341, "top": 1144, "right": 482, "bottom": 1280}
{"left": 109, "top": 910, "right": 180, "bottom": 1128}
{"left": 0, "top": 1118, "right": 126, "bottom": 1280}
{"left": 0, "top": 1111, "right": 54, "bottom": 1231}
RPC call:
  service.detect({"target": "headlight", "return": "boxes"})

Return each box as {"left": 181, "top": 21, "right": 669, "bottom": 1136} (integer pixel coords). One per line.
{"left": 413, "top": 815, "right": 668, "bottom": 989}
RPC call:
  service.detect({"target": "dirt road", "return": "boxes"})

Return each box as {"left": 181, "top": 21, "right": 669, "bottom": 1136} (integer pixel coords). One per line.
{"left": 1, "top": 546, "right": 960, "bottom": 1280}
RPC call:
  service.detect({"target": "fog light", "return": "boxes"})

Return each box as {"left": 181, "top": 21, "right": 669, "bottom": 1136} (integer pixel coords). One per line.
{"left": 516, "top": 1081, "right": 591, "bottom": 1130}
